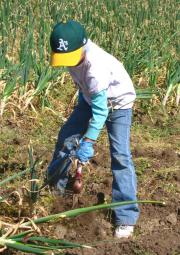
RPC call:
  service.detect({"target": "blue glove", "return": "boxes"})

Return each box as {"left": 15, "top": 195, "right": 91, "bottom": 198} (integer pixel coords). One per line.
{"left": 76, "top": 140, "right": 94, "bottom": 163}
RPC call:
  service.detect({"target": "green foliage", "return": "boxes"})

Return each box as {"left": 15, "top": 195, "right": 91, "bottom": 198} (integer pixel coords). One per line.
{"left": 28, "top": 144, "right": 39, "bottom": 204}
{"left": 135, "top": 158, "right": 151, "bottom": 177}
{"left": 0, "top": 200, "right": 164, "bottom": 254}
{"left": 0, "top": 0, "right": 179, "bottom": 111}
{"left": 22, "top": 200, "right": 164, "bottom": 226}
{"left": 0, "top": 168, "right": 31, "bottom": 188}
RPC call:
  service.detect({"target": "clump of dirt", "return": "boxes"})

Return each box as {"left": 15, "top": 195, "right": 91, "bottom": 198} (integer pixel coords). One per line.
{"left": 47, "top": 160, "right": 180, "bottom": 255}
{"left": 161, "top": 147, "right": 180, "bottom": 163}
{"left": 55, "top": 200, "right": 179, "bottom": 255}
{"left": 133, "top": 145, "right": 179, "bottom": 164}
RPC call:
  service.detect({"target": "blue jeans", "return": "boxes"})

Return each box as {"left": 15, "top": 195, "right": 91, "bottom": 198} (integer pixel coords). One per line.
{"left": 48, "top": 97, "right": 139, "bottom": 225}
{"left": 106, "top": 108, "right": 139, "bottom": 225}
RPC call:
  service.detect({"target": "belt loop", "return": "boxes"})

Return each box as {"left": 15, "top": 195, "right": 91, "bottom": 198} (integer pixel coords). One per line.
{"left": 108, "top": 100, "right": 114, "bottom": 113}
{"left": 111, "top": 101, "right": 114, "bottom": 112}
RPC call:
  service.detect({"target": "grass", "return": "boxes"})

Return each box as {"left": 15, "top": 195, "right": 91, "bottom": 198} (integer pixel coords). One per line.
{"left": 0, "top": 0, "right": 179, "bottom": 114}
{"left": 135, "top": 157, "right": 151, "bottom": 177}
{"left": 133, "top": 250, "right": 156, "bottom": 255}
{"left": 0, "top": 2, "right": 179, "bottom": 252}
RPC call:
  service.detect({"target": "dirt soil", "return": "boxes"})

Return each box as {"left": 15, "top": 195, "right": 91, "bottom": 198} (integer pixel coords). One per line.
{"left": 50, "top": 144, "right": 180, "bottom": 255}
{"left": 0, "top": 111, "right": 180, "bottom": 255}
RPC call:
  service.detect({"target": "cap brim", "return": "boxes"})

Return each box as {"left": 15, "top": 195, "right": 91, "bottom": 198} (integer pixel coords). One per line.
{"left": 50, "top": 47, "right": 83, "bottom": 67}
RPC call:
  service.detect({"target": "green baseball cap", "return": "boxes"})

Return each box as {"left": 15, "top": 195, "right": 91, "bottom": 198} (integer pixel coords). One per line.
{"left": 50, "top": 20, "right": 87, "bottom": 67}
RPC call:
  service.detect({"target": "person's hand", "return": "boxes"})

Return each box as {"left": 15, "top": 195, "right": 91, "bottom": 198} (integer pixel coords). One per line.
{"left": 76, "top": 139, "right": 94, "bottom": 163}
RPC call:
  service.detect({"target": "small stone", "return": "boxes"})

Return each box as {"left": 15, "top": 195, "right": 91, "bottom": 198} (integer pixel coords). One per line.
{"left": 159, "top": 220, "right": 165, "bottom": 226}
{"left": 166, "top": 213, "right": 177, "bottom": 225}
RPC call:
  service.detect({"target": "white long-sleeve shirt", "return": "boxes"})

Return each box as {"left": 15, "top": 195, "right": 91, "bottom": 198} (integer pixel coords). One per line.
{"left": 68, "top": 39, "right": 136, "bottom": 140}
{"left": 68, "top": 39, "right": 136, "bottom": 110}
